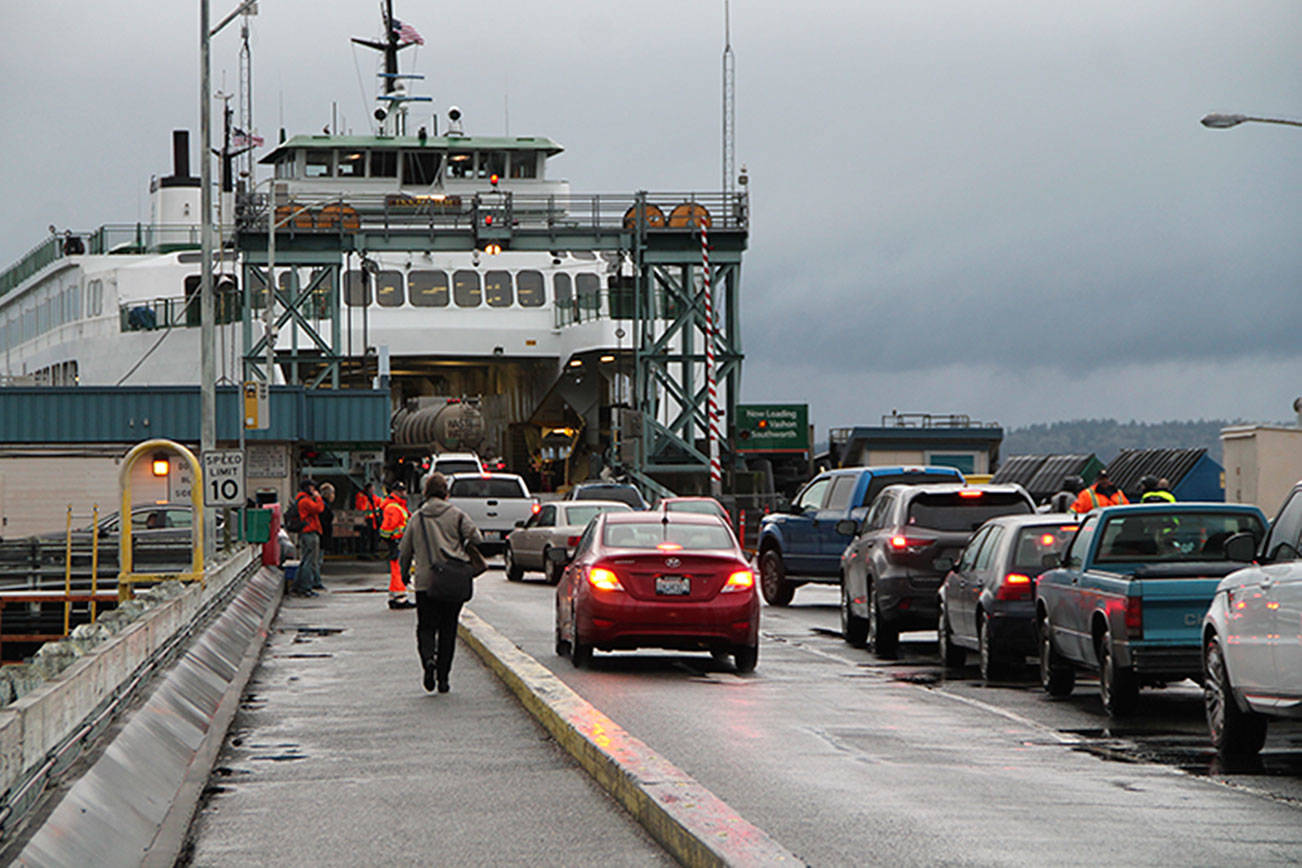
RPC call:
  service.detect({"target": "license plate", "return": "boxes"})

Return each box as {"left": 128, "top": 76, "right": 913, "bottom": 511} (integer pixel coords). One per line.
{"left": 485, "top": 530, "right": 503, "bottom": 540}
{"left": 655, "top": 576, "right": 690, "bottom": 595}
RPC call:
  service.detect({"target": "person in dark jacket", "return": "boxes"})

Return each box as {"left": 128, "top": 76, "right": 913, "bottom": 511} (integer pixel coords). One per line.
{"left": 398, "top": 472, "right": 485, "bottom": 694}
{"left": 315, "top": 482, "right": 336, "bottom": 588}
{"left": 1140, "top": 475, "right": 1176, "bottom": 503}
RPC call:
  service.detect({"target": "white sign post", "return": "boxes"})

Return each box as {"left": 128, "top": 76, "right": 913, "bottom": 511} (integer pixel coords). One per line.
{"left": 203, "top": 450, "right": 246, "bottom": 508}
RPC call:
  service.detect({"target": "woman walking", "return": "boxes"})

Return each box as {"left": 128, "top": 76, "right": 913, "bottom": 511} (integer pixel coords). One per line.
{"left": 398, "top": 472, "right": 485, "bottom": 693}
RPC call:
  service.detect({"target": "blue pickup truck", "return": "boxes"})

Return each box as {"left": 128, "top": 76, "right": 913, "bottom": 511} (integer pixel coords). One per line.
{"left": 757, "top": 465, "right": 963, "bottom": 605}
{"left": 1036, "top": 503, "right": 1266, "bottom": 716}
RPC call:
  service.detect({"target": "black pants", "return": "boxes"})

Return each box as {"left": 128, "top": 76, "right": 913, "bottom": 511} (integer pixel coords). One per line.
{"left": 415, "top": 591, "right": 463, "bottom": 682}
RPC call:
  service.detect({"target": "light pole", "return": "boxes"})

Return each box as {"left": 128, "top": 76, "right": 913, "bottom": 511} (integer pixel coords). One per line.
{"left": 1201, "top": 112, "right": 1302, "bottom": 130}
{"left": 200, "top": 0, "right": 260, "bottom": 562}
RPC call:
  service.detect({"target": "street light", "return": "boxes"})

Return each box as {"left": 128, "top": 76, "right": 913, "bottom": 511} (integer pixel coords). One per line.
{"left": 1201, "top": 112, "right": 1302, "bottom": 130}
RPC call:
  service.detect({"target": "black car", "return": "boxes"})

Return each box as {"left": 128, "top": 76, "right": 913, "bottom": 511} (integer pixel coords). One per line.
{"left": 837, "top": 484, "right": 1035, "bottom": 658}
{"left": 563, "top": 482, "right": 649, "bottom": 511}
{"left": 938, "top": 513, "right": 1078, "bottom": 680}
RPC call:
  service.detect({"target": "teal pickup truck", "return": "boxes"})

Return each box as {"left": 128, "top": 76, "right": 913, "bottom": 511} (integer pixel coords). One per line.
{"left": 1036, "top": 503, "right": 1266, "bottom": 716}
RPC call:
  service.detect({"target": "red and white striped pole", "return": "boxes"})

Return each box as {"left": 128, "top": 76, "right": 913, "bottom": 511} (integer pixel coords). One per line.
{"left": 702, "top": 219, "right": 722, "bottom": 496}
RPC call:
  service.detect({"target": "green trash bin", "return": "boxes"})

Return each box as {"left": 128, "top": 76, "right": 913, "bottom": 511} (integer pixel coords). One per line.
{"left": 243, "top": 508, "right": 272, "bottom": 544}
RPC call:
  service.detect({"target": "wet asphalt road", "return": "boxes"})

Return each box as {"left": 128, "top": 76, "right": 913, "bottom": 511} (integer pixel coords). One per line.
{"left": 471, "top": 567, "right": 1302, "bottom": 866}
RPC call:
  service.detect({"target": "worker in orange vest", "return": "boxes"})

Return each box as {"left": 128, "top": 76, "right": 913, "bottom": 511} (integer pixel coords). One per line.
{"left": 1071, "top": 469, "right": 1130, "bottom": 513}
{"left": 354, "top": 482, "right": 382, "bottom": 557}
{"left": 381, "top": 482, "right": 415, "bottom": 609}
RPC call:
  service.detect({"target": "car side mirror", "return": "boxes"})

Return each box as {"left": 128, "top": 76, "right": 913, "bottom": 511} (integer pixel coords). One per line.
{"left": 546, "top": 547, "right": 570, "bottom": 565}
{"left": 1223, "top": 532, "right": 1257, "bottom": 563}
{"left": 514, "top": 520, "right": 526, "bottom": 528}
{"left": 835, "top": 519, "right": 858, "bottom": 537}
{"left": 933, "top": 556, "right": 955, "bottom": 573}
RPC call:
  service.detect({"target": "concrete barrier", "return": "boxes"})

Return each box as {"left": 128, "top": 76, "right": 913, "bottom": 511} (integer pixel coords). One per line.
{"left": 459, "top": 609, "right": 802, "bottom": 868}
{"left": 0, "top": 547, "right": 257, "bottom": 833}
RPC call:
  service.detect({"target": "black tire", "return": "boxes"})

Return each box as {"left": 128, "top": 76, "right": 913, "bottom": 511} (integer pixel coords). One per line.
{"left": 868, "top": 582, "right": 899, "bottom": 659}
{"left": 554, "top": 624, "right": 571, "bottom": 658}
{"left": 1098, "top": 630, "right": 1140, "bottom": 717}
{"left": 733, "top": 644, "right": 758, "bottom": 674}
{"left": 571, "top": 637, "right": 592, "bottom": 668}
{"left": 978, "top": 611, "right": 1007, "bottom": 682}
{"left": 1039, "top": 615, "right": 1075, "bottom": 697}
{"left": 711, "top": 648, "right": 732, "bottom": 663}
{"left": 543, "top": 548, "right": 562, "bottom": 585}
{"left": 759, "top": 550, "right": 795, "bottom": 606}
{"left": 841, "top": 577, "right": 869, "bottom": 647}
{"left": 939, "top": 597, "right": 966, "bottom": 669}
{"left": 504, "top": 545, "right": 524, "bottom": 582}
{"left": 1204, "top": 636, "right": 1268, "bottom": 757}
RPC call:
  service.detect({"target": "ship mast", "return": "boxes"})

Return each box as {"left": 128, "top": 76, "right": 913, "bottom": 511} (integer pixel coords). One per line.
{"left": 352, "top": 0, "right": 426, "bottom": 136}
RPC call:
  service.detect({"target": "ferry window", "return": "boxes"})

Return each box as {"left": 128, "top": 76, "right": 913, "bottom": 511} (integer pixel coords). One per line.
{"left": 338, "top": 151, "right": 365, "bottom": 178}
{"left": 447, "top": 151, "right": 472, "bottom": 179}
{"left": 516, "top": 270, "right": 544, "bottom": 307}
{"left": 343, "top": 270, "right": 371, "bottom": 306}
{"left": 485, "top": 270, "right": 513, "bottom": 307}
{"left": 568, "top": 250, "right": 598, "bottom": 261}
{"left": 273, "top": 153, "right": 294, "bottom": 180}
{"left": 375, "top": 270, "right": 405, "bottom": 307}
{"left": 453, "top": 270, "right": 481, "bottom": 307}
{"left": 403, "top": 152, "right": 441, "bottom": 186}
{"left": 307, "top": 268, "right": 333, "bottom": 318}
{"left": 247, "top": 271, "right": 268, "bottom": 309}
{"left": 409, "top": 270, "right": 449, "bottom": 307}
{"left": 553, "top": 273, "right": 572, "bottom": 307}
{"left": 576, "top": 273, "right": 601, "bottom": 311}
{"left": 479, "top": 152, "right": 507, "bottom": 180}
{"left": 509, "top": 152, "right": 537, "bottom": 179}
{"left": 371, "top": 151, "right": 398, "bottom": 178}
{"left": 69, "top": 282, "right": 81, "bottom": 320}
{"left": 305, "top": 150, "right": 333, "bottom": 178}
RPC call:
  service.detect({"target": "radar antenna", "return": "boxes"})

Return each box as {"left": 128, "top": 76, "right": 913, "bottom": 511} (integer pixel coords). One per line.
{"left": 352, "top": 0, "right": 431, "bottom": 136}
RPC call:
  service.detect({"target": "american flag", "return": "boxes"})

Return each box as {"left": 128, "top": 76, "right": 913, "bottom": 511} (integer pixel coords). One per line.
{"left": 391, "top": 17, "right": 424, "bottom": 46}
{"left": 232, "top": 128, "right": 264, "bottom": 149}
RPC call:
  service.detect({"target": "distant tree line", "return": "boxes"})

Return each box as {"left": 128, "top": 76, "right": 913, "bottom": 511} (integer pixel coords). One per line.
{"left": 1001, "top": 418, "right": 1259, "bottom": 465}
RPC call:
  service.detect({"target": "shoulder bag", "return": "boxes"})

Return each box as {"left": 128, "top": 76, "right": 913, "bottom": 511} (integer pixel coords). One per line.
{"left": 417, "top": 515, "right": 476, "bottom": 603}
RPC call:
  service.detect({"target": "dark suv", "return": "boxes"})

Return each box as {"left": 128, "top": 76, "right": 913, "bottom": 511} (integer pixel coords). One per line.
{"left": 837, "top": 484, "right": 1034, "bottom": 658}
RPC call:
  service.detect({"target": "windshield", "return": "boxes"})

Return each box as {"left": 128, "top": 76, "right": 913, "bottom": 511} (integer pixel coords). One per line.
{"left": 1094, "top": 511, "right": 1265, "bottom": 564}
{"left": 449, "top": 478, "right": 525, "bottom": 498}
{"left": 564, "top": 504, "right": 630, "bottom": 526}
{"left": 907, "top": 493, "right": 1031, "bottom": 532}
{"left": 1012, "top": 524, "right": 1078, "bottom": 574}
{"left": 602, "top": 521, "right": 735, "bottom": 551}
{"left": 665, "top": 501, "right": 727, "bottom": 519}
{"left": 436, "top": 460, "right": 481, "bottom": 475}
{"left": 576, "top": 486, "right": 646, "bottom": 509}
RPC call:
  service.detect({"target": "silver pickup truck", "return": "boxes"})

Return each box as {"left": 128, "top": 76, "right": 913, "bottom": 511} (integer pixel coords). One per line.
{"left": 447, "top": 473, "right": 539, "bottom": 554}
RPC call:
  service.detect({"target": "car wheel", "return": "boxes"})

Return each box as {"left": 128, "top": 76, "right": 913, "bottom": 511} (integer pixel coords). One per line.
{"left": 504, "top": 545, "right": 524, "bottom": 582}
{"left": 554, "top": 623, "right": 571, "bottom": 658}
{"left": 571, "top": 637, "right": 593, "bottom": 668}
{"left": 868, "top": 582, "right": 899, "bottom": 659}
{"left": 841, "top": 577, "right": 869, "bottom": 647}
{"left": 1098, "top": 629, "right": 1139, "bottom": 717}
{"left": 978, "top": 612, "right": 1006, "bottom": 682}
{"left": 759, "top": 550, "right": 795, "bottom": 606}
{"left": 733, "top": 643, "right": 758, "bottom": 674}
{"left": 939, "top": 598, "right": 966, "bottom": 670}
{"left": 544, "top": 550, "right": 563, "bottom": 586}
{"left": 1039, "top": 615, "right": 1075, "bottom": 697}
{"left": 1204, "top": 636, "right": 1267, "bottom": 757}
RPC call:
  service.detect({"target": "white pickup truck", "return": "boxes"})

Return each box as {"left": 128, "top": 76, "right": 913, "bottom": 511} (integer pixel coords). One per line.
{"left": 447, "top": 473, "right": 539, "bottom": 554}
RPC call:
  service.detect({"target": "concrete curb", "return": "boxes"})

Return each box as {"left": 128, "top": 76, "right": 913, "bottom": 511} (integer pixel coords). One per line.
{"left": 459, "top": 609, "right": 802, "bottom": 868}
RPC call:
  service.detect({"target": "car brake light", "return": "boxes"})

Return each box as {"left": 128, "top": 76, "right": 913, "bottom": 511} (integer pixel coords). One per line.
{"left": 958, "top": 489, "right": 983, "bottom": 498}
{"left": 995, "top": 572, "right": 1033, "bottom": 601}
{"left": 588, "top": 567, "right": 624, "bottom": 591}
{"left": 531, "top": 501, "right": 541, "bottom": 514}
{"left": 889, "top": 535, "right": 929, "bottom": 552}
{"left": 722, "top": 569, "right": 754, "bottom": 592}
{"left": 1040, "top": 534, "right": 1057, "bottom": 546}
{"left": 567, "top": 535, "right": 581, "bottom": 547}
{"left": 1060, "top": 525, "right": 1078, "bottom": 532}
{"left": 1124, "top": 596, "right": 1142, "bottom": 639}
{"left": 656, "top": 542, "right": 684, "bottom": 551}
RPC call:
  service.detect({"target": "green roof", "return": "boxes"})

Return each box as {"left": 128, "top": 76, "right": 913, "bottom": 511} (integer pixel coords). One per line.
{"left": 259, "top": 133, "right": 564, "bottom": 164}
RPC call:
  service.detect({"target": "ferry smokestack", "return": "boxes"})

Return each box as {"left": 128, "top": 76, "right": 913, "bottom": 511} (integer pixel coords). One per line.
{"left": 172, "top": 130, "right": 191, "bottom": 178}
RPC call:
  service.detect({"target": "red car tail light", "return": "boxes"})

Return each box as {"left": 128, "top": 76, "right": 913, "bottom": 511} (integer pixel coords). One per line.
{"left": 722, "top": 569, "right": 754, "bottom": 593}
{"left": 994, "top": 572, "right": 1033, "bottom": 601}
{"left": 1124, "top": 596, "right": 1143, "bottom": 639}
{"left": 958, "top": 489, "right": 984, "bottom": 498}
{"left": 889, "top": 535, "right": 930, "bottom": 553}
{"left": 587, "top": 566, "right": 624, "bottom": 592}
{"left": 567, "top": 535, "right": 581, "bottom": 548}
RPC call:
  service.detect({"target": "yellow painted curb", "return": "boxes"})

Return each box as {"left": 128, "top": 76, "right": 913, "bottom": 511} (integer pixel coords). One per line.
{"left": 459, "top": 609, "right": 802, "bottom": 868}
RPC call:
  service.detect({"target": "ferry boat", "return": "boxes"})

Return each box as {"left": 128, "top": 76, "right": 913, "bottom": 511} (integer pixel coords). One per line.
{"left": 0, "top": 3, "right": 744, "bottom": 491}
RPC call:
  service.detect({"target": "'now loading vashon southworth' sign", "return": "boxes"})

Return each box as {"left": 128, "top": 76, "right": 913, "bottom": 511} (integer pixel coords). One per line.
{"left": 734, "top": 404, "right": 809, "bottom": 453}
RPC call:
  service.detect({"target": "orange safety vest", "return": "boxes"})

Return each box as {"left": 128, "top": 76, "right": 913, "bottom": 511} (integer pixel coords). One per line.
{"left": 355, "top": 492, "right": 382, "bottom": 527}
{"left": 1071, "top": 486, "right": 1130, "bottom": 513}
{"left": 380, "top": 497, "right": 409, "bottom": 539}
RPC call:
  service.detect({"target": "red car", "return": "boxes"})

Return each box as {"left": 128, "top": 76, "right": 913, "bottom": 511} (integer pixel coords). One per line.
{"left": 552, "top": 511, "right": 760, "bottom": 672}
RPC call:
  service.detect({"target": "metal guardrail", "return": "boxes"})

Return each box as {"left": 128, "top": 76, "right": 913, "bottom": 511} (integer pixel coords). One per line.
{"left": 118, "top": 290, "right": 242, "bottom": 332}
{"left": 237, "top": 191, "right": 749, "bottom": 236}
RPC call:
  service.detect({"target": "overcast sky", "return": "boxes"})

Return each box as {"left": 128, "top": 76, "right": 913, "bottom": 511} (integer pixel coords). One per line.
{"left": 2, "top": 1, "right": 1299, "bottom": 433}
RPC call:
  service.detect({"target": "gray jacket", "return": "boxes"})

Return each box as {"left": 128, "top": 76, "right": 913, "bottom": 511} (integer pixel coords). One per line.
{"left": 398, "top": 499, "right": 485, "bottom": 593}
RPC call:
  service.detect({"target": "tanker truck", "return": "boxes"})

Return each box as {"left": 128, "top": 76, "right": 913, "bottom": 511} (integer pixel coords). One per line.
{"left": 390, "top": 397, "right": 490, "bottom": 493}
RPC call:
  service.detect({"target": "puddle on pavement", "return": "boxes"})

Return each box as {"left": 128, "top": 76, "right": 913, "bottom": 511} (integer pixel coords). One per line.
{"left": 1067, "top": 728, "right": 1302, "bottom": 778}
{"left": 249, "top": 745, "right": 306, "bottom": 762}
{"left": 276, "top": 652, "right": 333, "bottom": 659}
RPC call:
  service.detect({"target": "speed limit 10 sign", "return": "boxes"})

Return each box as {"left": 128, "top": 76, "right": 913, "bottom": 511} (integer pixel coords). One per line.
{"left": 202, "top": 450, "right": 246, "bottom": 507}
